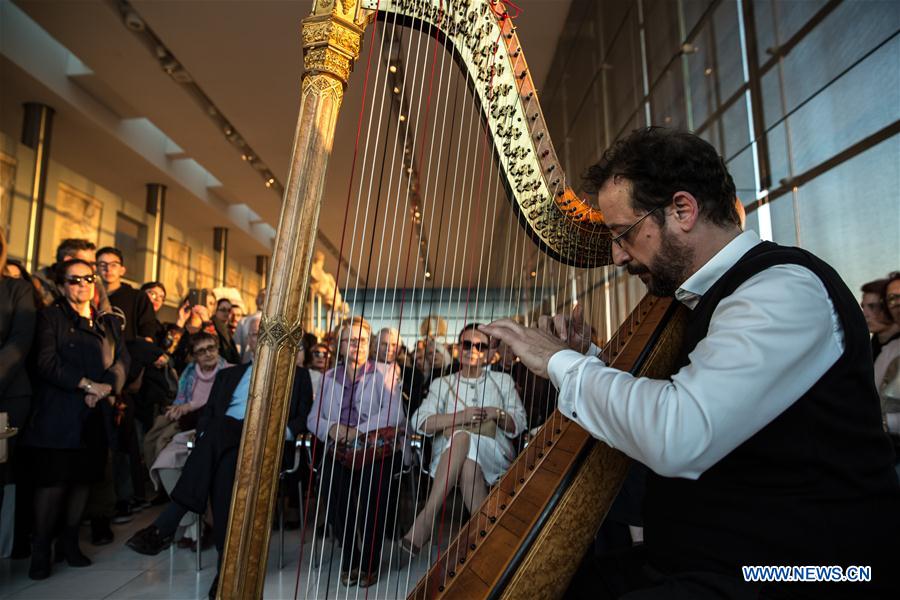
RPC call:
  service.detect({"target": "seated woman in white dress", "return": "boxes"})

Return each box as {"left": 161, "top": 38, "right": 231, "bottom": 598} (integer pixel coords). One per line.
{"left": 400, "top": 324, "right": 527, "bottom": 555}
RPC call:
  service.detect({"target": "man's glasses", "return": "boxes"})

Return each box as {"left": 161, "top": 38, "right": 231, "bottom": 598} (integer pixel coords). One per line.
{"left": 610, "top": 206, "right": 662, "bottom": 248}
{"left": 312, "top": 350, "right": 330, "bottom": 358}
{"left": 65, "top": 275, "right": 95, "bottom": 286}
{"left": 461, "top": 340, "right": 489, "bottom": 352}
{"left": 193, "top": 345, "right": 218, "bottom": 356}
{"left": 96, "top": 261, "right": 122, "bottom": 270}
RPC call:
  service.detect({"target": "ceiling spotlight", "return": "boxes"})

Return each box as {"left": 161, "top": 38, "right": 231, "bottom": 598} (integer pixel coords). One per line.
{"left": 704, "top": 67, "right": 713, "bottom": 76}
{"left": 530, "top": 270, "right": 537, "bottom": 278}
{"left": 399, "top": 114, "right": 406, "bottom": 122}
{"left": 389, "top": 65, "right": 397, "bottom": 73}
{"left": 124, "top": 10, "right": 145, "bottom": 31}
{"left": 425, "top": 271, "right": 431, "bottom": 279}
{"left": 393, "top": 86, "right": 401, "bottom": 94}
{"left": 265, "top": 177, "right": 275, "bottom": 188}
{"left": 241, "top": 154, "right": 254, "bottom": 161}
{"left": 414, "top": 210, "right": 421, "bottom": 218}
{"left": 223, "top": 124, "right": 233, "bottom": 135}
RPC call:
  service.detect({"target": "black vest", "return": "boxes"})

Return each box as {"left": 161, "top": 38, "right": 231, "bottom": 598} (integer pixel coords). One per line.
{"left": 643, "top": 242, "right": 900, "bottom": 593}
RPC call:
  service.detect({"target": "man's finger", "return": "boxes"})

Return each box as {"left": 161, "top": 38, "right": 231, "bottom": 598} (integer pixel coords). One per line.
{"left": 537, "top": 315, "right": 552, "bottom": 334}
{"left": 552, "top": 314, "right": 568, "bottom": 341}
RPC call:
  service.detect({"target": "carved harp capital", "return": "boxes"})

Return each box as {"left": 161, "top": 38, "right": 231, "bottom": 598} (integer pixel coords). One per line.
{"left": 302, "top": 1, "right": 370, "bottom": 85}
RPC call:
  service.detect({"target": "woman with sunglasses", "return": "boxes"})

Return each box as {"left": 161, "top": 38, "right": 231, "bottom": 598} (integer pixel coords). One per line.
{"left": 400, "top": 323, "right": 527, "bottom": 557}
{"left": 20, "top": 258, "right": 127, "bottom": 579}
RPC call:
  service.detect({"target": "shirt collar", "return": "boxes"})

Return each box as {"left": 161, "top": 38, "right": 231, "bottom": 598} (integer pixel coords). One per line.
{"left": 675, "top": 230, "right": 762, "bottom": 309}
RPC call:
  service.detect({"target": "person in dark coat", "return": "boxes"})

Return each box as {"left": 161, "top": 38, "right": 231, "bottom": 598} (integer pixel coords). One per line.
{"left": 0, "top": 231, "right": 37, "bottom": 514}
{"left": 126, "top": 314, "right": 313, "bottom": 598}
{"left": 96, "top": 247, "right": 160, "bottom": 516}
{"left": 21, "top": 258, "right": 128, "bottom": 580}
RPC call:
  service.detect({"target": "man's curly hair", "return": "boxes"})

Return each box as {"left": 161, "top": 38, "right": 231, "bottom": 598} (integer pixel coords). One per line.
{"left": 584, "top": 127, "right": 740, "bottom": 228}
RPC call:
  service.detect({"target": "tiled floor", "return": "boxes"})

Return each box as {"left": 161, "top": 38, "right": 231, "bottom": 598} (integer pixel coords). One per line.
{"left": 0, "top": 506, "right": 437, "bottom": 599}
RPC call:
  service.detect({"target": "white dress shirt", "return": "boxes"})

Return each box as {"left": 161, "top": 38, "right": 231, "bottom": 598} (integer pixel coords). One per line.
{"left": 548, "top": 230, "right": 845, "bottom": 479}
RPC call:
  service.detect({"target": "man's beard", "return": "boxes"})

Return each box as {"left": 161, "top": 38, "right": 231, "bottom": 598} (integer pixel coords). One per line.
{"left": 626, "top": 229, "right": 694, "bottom": 297}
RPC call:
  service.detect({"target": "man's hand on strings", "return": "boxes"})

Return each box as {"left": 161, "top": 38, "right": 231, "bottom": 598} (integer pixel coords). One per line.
{"left": 479, "top": 320, "right": 566, "bottom": 379}
{"left": 537, "top": 303, "right": 594, "bottom": 354}
{"left": 481, "top": 304, "right": 594, "bottom": 379}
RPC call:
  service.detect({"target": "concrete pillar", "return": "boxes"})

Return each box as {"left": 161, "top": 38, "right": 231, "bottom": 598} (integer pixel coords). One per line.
{"left": 213, "top": 227, "right": 228, "bottom": 287}
{"left": 21, "top": 102, "right": 55, "bottom": 272}
{"left": 145, "top": 183, "right": 166, "bottom": 281}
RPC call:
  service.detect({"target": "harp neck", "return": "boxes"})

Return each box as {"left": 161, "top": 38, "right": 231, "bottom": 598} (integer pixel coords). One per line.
{"left": 358, "top": 0, "right": 609, "bottom": 266}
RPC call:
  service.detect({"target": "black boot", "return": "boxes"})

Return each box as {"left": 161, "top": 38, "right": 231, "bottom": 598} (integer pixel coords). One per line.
{"left": 56, "top": 526, "right": 92, "bottom": 567}
{"left": 28, "top": 541, "right": 52, "bottom": 580}
{"left": 90, "top": 518, "right": 114, "bottom": 546}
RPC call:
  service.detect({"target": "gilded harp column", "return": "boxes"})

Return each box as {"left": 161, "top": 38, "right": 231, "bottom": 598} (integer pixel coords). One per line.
{"left": 218, "top": 1, "right": 369, "bottom": 598}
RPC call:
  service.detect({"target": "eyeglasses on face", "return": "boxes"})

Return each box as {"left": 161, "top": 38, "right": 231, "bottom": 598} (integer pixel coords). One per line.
{"left": 887, "top": 294, "right": 900, "bottom": 308}
{"left": 65, "top": 274, "right": 95, "bottom": 286}
{"left": 147, "top": 291, "right": 165, "bottom": 301}
{"left": 96, "top": 261, "right": 122, "bottom": 270}
{"left": 312, "top": 350, "right": 330, "bottom": 358}
{"left": 461, "top": 340, "right": 489, "bottom": 352}
{"left": 193, "top": 345, "right": 218, "bottom": 356}
{"left": 610, "top": 206, "right": 663, "bottom": 248}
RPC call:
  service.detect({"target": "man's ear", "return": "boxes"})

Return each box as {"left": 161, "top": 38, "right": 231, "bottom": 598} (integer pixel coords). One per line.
{"left": 120, "top": 264, "right": 127, "bottom": 278}
{"left": 670, "top": 191, "right": 700, "bottom": 232}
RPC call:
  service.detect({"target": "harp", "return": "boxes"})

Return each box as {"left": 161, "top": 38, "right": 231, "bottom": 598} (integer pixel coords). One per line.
{"left": 217, "top": 1, "right": 686, "bottom": 598}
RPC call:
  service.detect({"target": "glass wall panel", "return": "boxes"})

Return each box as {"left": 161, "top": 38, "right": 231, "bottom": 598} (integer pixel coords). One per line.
{"left": 777, "top": 0, "right": 900, "bottom": 117}
{"left": 794, "top": 138, "right": 900, "bottom": 295}
{"left": 681, "top": 0, "right": 715, "bottom": 36}
{"left": 644, "top": 0, "right": 681, "bottom": 84}
{"left": 650, "top": 61, "right": 688, "bottom": 130}
{"left": 753, "top": 0, "right": 828, "bottom": 65}
{"left": 769, "top": 193, "right": 798, "bottom": 247}
{"left": 710, "top": 0, "right": 744, "bottom": 101}
{"left": 606, "top": 9, "right": 644, "bottom": 138}
{"left": 779, "top": 36, "right": 900, "bottom": 177}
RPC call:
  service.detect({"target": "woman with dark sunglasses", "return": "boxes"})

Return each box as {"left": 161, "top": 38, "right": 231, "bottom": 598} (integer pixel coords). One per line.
{"left": 400, "top": 323, "right": 527, "bottom": 557}
{"left": 20, "top": 258, "right": 127, "bottom": 580}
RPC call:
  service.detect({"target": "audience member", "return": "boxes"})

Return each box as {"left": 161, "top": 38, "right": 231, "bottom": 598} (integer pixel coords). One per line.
{"left": 234, "top": 287, "right": 265, "bottom": 364}
{"left": 212, "top": 298, "right": 240, "bottom": 364}
{"left": 862, "top": 278, "right": 900, "bottom": 360}
{"left": 307, "top": 342, "right": 331, "bottom": 398}
{"left": 492, "top": 339, "right": 558, "bottom": 432}
{"left": 874, "top": 272, "right": 900, "bottom": 440}
{"left": 1, "top": 258, "right": 44, "bottom": 310}
{"left": 33, "top": 239, "right": 110, "bottom": 313}
{"left": 228, "top": 304, "right": 243, "bottom": 336}
{"left": 307, "top": 317, "right": 406, "bottom": 588}
{"left": 127, "top": 314, "right": 312, "bottom": 598}
{"left": 414, "top": 336, "right": 454, "bottom": 386}
{"left": 96, "top": 247, "right": 160, "bottom": 520}
{"left": 21, "top": 258, "right": 127, "bottom": 580}
{"left": 140, "top": 281, "right": 167, "bottom": 315}
{"left": 142, "top": 331, "right": 230, "bottom": 468}
{"left": 374, "top": 327, "right": 425, "bottom": 416}
{"left": 401, "top": 324, "right": 526, "bottom": 557}
{"left": 0, "top": 231, "right": 37, "bottom": 524}
{"left": 142, "top": 331, "right": 231, "bottom": 548}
